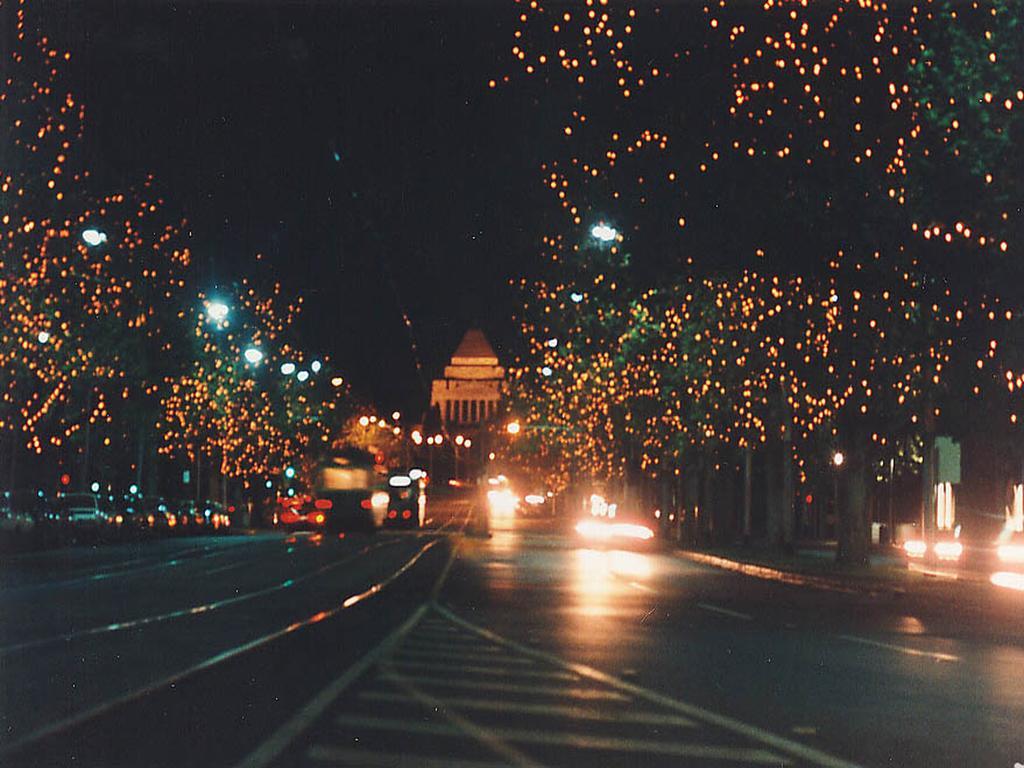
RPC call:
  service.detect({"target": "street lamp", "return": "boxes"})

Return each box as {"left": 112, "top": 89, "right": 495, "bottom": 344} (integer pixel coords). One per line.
{"left": 310, "top": 360, "right": 322, "bottom": 373}
{"left": 280, "top": 362, "right": 296, "bottom": 376}
{"left": 82, "top": 228, "right": 107, "bottom": 247}
{"left": 296, "top": 370, "right": 310, "bottom": 382}
{"left": 832, "top": 450, "right": 845, "bottom": 467}
{"left": 243, "top": 347, "right": 264, "bottom": 365}
{"left": 590, "top": 223, "right": 618, "bottom": 243}
{"left": 506, "top": 421, "right": 521, "bottom": 435}
{"left": 37, "top": 330, "right": 50, "bottom": 344}
{"left": 207, "top": 301, "right": 230, "bottom": 325}
{"left": 455, "top": 435, "right": 465, "bottom": 446}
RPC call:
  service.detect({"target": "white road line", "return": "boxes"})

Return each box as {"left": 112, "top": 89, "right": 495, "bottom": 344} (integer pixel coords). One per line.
{"left": 332, "top": 715, "right": 786, "bottom": 764}
{"left": 437, "top": 603, "right": 864, "bottom": 768}
{"left": 231, "top": 608, "right": 433, "bottom": 768}
{"left": 388, "top": 660, "right": 578, "bottom": 681}
{"left": 393, "top": 648, "right": 534, "bottom": 665}
{"left": 837, "top": 634, "right": 960, "bottom": 663}
{"left": 378, "top": 673, "right": 629, "bottom": 700}
{"left": 359, "top": 690, "right": 697, "bottom": 727}
{"left": 401, "top": 638, "right": 504, "bottom": 653}
{"left": 306, "top": 745, "right": 511, "bottom": 768}
{"left": 697, "top": 602, "right": 754, "bottom": 621}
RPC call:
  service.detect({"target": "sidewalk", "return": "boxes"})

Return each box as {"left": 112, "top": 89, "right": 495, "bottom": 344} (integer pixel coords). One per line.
{"left": 675, "top": 542, "right": 988, "bottom": 595}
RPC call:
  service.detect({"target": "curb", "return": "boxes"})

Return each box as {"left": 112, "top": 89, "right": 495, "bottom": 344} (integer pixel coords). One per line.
{"left": 677, "top": 550, "right": 906, "bottom": 596}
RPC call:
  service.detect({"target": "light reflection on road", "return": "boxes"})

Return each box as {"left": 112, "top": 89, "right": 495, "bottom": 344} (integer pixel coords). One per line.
{"left": 573, "top": 548, "right": 654, "bottom": 617}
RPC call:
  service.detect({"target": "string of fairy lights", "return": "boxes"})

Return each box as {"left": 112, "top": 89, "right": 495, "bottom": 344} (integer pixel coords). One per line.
{"left": 502, "top": 0, "right": 1022, "bottom": 494}
{"left": 1, "top": 0, "right": 355, "bottom": 490}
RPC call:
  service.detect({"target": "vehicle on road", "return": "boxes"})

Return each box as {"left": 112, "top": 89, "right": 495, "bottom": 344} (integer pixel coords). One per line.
{"left": 142, "top": 497, "right": 177, "bottom": 534}
{"left": 574, "top": 492, "right": 656, "bottom": 550}
{"left": 58, "top": 492, "right": 104, "bottom": 538}
{"left": 200, "top": 499, "right": 232, "bottom": 532}
{"left": 315, "top": 448, "right": 386, "bottom": 531}
{"left": 382, "top": 473, "right": 423, "bottom": 529}
{"left": 276, "top": 496, "right": 330, "bottom": 530}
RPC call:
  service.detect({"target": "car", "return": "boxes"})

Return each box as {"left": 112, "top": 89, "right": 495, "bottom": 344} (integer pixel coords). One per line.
{"left": 276, "top": 496, "right": 330, "bottom": 530}
{"left": 573, "top": 494, "right": 656, "bottom": 550}
{"left": 382, "top": 475, "right": 423, "bottom": 529}
{"left": 58, "top": 492, "right": 104, "bottom": 539}
{"left": 141, "top": 497, "right": 176, "bottom": 534}
{"left": 170, "top": 499, "right": 206, "bottom": 533}
{"left": 200, "top": 500, "right": 231, "bottom": 532}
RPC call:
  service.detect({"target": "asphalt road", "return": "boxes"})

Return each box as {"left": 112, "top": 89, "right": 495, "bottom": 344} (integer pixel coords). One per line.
{"left": 2, "top": 502, "right": 1022, "bottom": 767}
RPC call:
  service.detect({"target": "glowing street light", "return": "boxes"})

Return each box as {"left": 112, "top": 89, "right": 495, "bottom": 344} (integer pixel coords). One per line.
{"left": 331, "top": 376, "right": 344, "bottom": 387}
{"left": 310, "top": 360, "right": 322, "bottom": 373}
{"left": 506, "top": 421, "right": 521, "bottom": 435}
{"left": 434, "top": 434, "right": 444, "bottom": 445}
{"left": 243, "top": 347, "right": 264, "bottom": 365}
{"left": 37, "top": 330, "right": 50, "bottom": 344}
{"left": 207, "top": 301, "right": 230, "bottom": 324}
{"left": 359, "top": 416, "right": 370, "bottom": 427}
{"left": 832, "top": 451, "right": 845, "bottom": 468}
{"left": 82, "top": 228, "right": 107, "bottom": 247}
{"left": 280, "top": 362, "right": 296, "bottom": 376}
{"left": 296, "top": 370, "right": 310, "bottom": 382}
{"left": 590, "top": 222, "right": 618, "bottom": 243}
{"left": 392, "top": 411, "right": 401, "bottom": 421}
{"left": 455, "top": 435, "right": 465, "bottom": 446}
{"left": 411, "top": 430, "right": 423, "bottom": 445}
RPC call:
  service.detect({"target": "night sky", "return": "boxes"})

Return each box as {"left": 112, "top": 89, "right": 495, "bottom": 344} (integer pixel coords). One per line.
{"left": 47, "top": 0, "right": 552, "bottom": 414}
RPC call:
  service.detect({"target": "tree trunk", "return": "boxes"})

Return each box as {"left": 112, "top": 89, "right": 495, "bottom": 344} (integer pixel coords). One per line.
{"left": 765, "top": 441, "right": 782, "bottom": 549}
{"left": 837, "top": 444, "right": 870, "bottom": 567}
{"left": 742, "top": 446, "right": 753, "bottom": 544}
{"left": 920, "top": 428, "right": 936, "bottom": 538}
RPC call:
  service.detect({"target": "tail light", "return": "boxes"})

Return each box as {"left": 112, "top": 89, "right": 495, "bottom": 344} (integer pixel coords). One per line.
{"left": 360, "top": 498, "right": 373, "bottom": 509}
{"left": 388, "top": 510, "right": 397, "bottom": 519}
{"left": 314, "top": 499, "right": 333, "bottom": 510}
{"left": 401, "top": 510, "right": 412, "bottom": 519}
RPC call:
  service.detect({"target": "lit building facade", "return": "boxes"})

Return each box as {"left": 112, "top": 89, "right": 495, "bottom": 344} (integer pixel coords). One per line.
{"left": 430, "top": 329, "right": 503, "bottom": 427}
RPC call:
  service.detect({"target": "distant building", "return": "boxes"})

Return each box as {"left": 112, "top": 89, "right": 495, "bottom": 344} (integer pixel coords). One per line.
{"left": 430, "top": 329, "right": 504, "bottom": 427}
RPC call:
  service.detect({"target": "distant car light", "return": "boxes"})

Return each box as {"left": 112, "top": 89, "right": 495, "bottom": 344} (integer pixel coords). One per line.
{"left": 991, "top": 571, "right": 1024, "bottom": 591}
{"left": 408, "top": 468, "right": 425, "bottom": 480}
{"left": 524, "top": 494, "right": 545, "bottom": 505}
{"left": 487, "top": 489, "right": 518, "bottom": 516}
{"left": 389, "top": 475, "right": 412, "bottom": 488}
{"left": 611, "top": 523, "right": 655, "bottom": 540}
{"left": 903, "top": 539, "right": 927, "bottom": 558}
{"left": 314, "top": 499, "right": 333, "bottom": 510}
{"left": 371, "top": 491, "right": 390, "bottom": 508}
{"left": 996, "top": 543, "right": 1024, "bottom": 564}
{"left": 934, "top": 541, "right": 963, "bottom": 561}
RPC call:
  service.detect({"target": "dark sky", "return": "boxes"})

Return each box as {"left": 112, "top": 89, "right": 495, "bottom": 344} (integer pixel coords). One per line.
{"left": 49, "top": 0, "right": 551, "bottom": 414}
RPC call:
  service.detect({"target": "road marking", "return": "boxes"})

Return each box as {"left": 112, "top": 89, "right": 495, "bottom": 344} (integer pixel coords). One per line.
{"left": 388, "top": 660, "right": 579, "bottom": 681}
{"left": 400, "top": 637, "right": 504, "bottom": 653}
{"left": 359, "top": 690, "right": 697, "bottom": 727}
{"left": 378, "top": 673, "right": 629, "bottom": 700}
{"left": 306, "top": 745, "right": 511, "bottom": 768}
{"left": 392, "top": 648, "right": 534, "bottom": 666}
{"left": 437, "top": 603, "right": 865, "bottom": 768}
{"left": 697, "top": 602, "right": 754, "bottom": 621}
{"left": 0, "top": 539, "right": 442, "bottom": 761}
{"left": 837, "top": 634, "right": 960, "bottom": 663}
{"left": 331, "top": 714, "right": 786, "bottom": 764}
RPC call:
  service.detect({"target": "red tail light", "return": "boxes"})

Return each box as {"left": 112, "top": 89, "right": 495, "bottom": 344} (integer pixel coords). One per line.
{"left": 401, "top": 510, "right": 412, "bottom": 519}
{"left": 388, "top": 510, "right": 397, "bottom": 519}
{"left": 314, "top": 499, "right": 333, "bottom": 510}
{"left": 360, "top": 498, "right": 372, "bottom": 509}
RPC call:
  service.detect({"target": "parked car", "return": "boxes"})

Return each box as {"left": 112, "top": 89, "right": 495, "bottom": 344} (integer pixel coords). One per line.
{"left": 141, "top": 497, "right": 176, "bottom": 534}
{"left": 200, "top": 500, "right": 231, "bottom": 532}
{"left": 58, "top": 492, "right": 104, "bottom": 538}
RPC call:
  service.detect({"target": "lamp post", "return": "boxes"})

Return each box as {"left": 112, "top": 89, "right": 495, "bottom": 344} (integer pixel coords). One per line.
{"left": 831, "top": 450, "right": 845, "bottom": 541}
